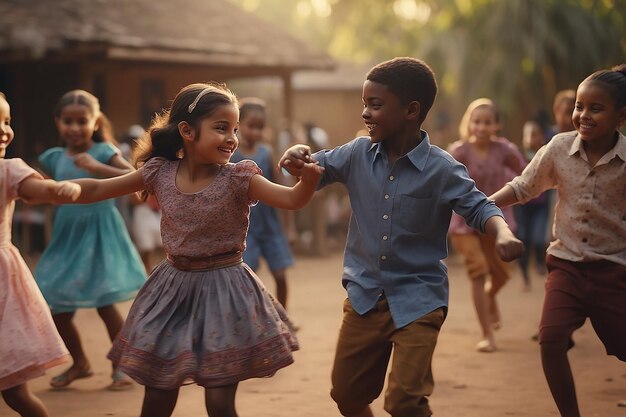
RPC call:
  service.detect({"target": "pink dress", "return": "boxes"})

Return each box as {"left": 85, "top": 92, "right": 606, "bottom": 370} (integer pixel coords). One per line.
{"left": 0, "top": 159, "right": 69, "bottom": 391}
{"left": 108, "top": 157, "right": 299, "bottom": 389}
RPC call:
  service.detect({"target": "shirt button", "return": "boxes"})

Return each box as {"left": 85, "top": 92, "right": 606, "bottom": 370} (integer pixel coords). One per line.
{"left": 382, "top": 235, "right": 388, "bottom": 240}
{"left": 389, "top": 175, "right": 395, "bottom": 181}
{"left": 381, "top": 255, "right": 387, "bottom": 260}
{"left": 582, "top": 238, "right": 588, "bottom": 243}
{"left": 384, "top": 194, "right": 390, "bottom": 199}
{"left": 383, "top": 214, "right": 389, "bottom": 220}
{"left": 589, "top": 171, "right": 595, "bottom": 176}
{"left": 582, "top": 218, "right": 588, "bottom": 223}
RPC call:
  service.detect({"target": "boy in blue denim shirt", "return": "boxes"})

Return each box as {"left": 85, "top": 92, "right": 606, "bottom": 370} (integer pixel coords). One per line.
{"left": 280, "top": 57, "right": 523, "bottom": 417}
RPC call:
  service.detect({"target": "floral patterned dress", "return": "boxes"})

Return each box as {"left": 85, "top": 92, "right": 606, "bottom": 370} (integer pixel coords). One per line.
{"left": 108, "top": 157, "right": 299, "bottom": 389}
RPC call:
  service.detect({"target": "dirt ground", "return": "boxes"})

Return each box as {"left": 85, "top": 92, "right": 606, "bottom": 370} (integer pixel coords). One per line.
{"left": 3, "top": 253, "right": 625, "bottom": 417}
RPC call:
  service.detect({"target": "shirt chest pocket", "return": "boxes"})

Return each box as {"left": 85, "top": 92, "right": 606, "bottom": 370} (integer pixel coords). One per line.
{"left": 396, "top": 195, "right": 434, "bottom": 234}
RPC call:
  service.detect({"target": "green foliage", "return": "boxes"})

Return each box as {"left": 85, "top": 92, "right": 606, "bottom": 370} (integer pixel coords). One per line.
{"left": 229, "top": 0, "right": 626, "bottom": 137}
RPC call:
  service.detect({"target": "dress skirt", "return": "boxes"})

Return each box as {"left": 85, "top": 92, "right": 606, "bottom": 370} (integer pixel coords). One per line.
{"left": 0, "top": 244, "right": 69, "bottom": 391}
{"left": 34, "top": 203, "right": 145, "bottom": 313}
{"left": 108, "top": 260, "right": 299, "bottom": 389}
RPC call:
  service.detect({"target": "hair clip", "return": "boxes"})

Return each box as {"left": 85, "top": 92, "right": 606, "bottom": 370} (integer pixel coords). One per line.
{"left": 188, "top": 87, "right": 213, "bottom": 114}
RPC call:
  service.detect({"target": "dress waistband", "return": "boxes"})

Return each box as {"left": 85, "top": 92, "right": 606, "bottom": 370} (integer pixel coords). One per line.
{"left": 166, "top": 251, "right": 243, "bottom": 271}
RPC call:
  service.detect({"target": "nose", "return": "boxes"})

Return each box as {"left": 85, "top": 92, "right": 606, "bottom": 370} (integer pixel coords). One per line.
{"left": 362, "top": 107, "right": 370, "bottom": 119}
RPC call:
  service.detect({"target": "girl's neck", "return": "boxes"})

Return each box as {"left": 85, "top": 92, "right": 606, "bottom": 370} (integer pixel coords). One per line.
{"left": 583, "top": 132, "right": 618, "bottom": 166}
{"left": 67, "top": 141, "right": 94, "bottom": 155}
{"left": 468, "top": 135, "right": 493, "bottom": 148}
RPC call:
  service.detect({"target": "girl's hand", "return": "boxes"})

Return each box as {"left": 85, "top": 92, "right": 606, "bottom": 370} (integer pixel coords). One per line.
{"left": 56, "top": 181, "right": 81, "bottom": 201}
{"left": 495, "top": 228, "right": 524, "bottom": 262}
{"left": 73, "top": 152, "right": 100, "bottom": 172}
{"left": 278, "top": 144, "right": 312, "bottom": 177}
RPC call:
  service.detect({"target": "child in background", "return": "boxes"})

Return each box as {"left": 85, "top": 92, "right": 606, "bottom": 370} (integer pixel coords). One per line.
{"left": 490, "top": 64, "right": 626, "bottom": 417}
{"left": 547, "top": 89, "right": 576, "bottom": 141}
{"left": 68, "top": 82, "right": 323, "bottom": 417}
{"left": 0, "top": 92, "right": 80, "bottom": 417}
{"left": 34, "top": 90, "right": 145, "bottom": 391}
{"left": 280, "top": 58, "right": 523, "bottom": 417}
{"left": 230, "top": 97, "right": 295, "bottom": 310}
{"left": 447, "top": 98, "right": 525, "bottom": 353}
{"left": 126, "top": 125, "right": 164, "bottom": 273}
{"left": 514, "top": 120, "right": 549, "bottom": 290}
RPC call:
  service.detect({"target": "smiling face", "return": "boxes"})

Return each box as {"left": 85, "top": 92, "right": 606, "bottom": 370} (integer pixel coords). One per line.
{"left": 468, "top": 105, "right": 499, "bottom": 142}
{"left": 187, "top": 103, "right": 240, "bottom": 165}
{"left": 573, "top": 81, "right": 626, "bottom": 146}
{"left": 0, "top": 97, "right": 13, "bottom": 158}
{"left": 361, "top": 80, "right": 408, "bottom": 143}
{"left": 55, "top": 103, "right": 100, "bottom": 153}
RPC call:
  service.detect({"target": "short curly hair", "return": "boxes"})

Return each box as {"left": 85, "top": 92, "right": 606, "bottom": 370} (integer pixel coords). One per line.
{"left": 366, "top": 57, "right": 437, "bottom": 123}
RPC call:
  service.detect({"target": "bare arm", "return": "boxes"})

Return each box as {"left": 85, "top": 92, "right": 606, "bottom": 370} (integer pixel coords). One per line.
{"left": 249, "top": 161, "right": 323, "bottom": 210}
{"left": 18, "top": 178, "right": 81, "bottom": 205}
{"left": 489, "top": 184, "right": 519, "bottom": 208}
{"left": 71, "top": 169, "right": 145, "bottom": 204}
{"left": 73, "top": 153, "right": 134, "bottom": 178}
{"left": 483, "top": 215, "right": 524, "bottom": 262}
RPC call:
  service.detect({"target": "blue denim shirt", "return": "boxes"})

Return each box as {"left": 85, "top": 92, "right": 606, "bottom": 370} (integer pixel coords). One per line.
{"left": 314, "top": 132, "right": 503, "bottom": 328}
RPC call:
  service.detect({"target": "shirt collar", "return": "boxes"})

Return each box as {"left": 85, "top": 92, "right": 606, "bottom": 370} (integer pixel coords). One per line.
{"left": 368, "top": 130, "right": 431, "bottom": 171}
{"left": 569, "top": 131, "right": 626, "bottom": 162}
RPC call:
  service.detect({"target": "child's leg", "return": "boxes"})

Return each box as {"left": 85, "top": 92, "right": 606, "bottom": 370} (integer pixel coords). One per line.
{"left": 50, "top": 312, "right": 92, "bottom": 387}
{"left": 204, "top": 383, "right": 239, "bottom": 417}
{"left": 2, "top": 383, "right": 49, "bottom": 417}
{"left": 539, "top": 256, "right": 588, "bottom": 417}
{"left": 331, "top": 298, "right": 393, "bottom": 416}
{"left": 140, "top": 386, "right": 179, "bottom": 417}
{"left": 480, "top": 234, "right": 511, "bottom": 327}
{"left": 96, "top": 304, "right": 124, "bottom": 343}
{"left": 97, "top": 304, "right": 133, "bottom": 390}
{"left": 270, "top": 268, "right": 288, "bottom": 309}
{"left": 385, "top": 308, "right": 445, "bottom": 417}
{"left": 450, "top": 234, "right": 496, "bottom": 351}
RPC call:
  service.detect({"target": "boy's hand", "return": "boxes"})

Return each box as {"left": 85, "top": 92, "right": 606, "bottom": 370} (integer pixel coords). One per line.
{"left": 495, "top": 228, "right": 524, "bottom": 262}
{"left": 278, "top": 144, "right": 312, "bottom": 177}
{"left": 56, "top": 181, "right": 81, "bottom": 201}
{"left": 299, "top": 161, "right": 324, "bottom": 184}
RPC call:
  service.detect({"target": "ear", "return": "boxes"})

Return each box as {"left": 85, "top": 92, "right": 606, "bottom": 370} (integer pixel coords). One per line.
{"left": 93, "top": 116, "right": 101, "bottom": 132}
{"left": 178, "top": 121, "right": 195, "bottom": 141}
{"left": 618, "top": 106, "right": 626, "bottom": 128}
{"left": 406, "top": 101, "right": 421, "bottom": 121}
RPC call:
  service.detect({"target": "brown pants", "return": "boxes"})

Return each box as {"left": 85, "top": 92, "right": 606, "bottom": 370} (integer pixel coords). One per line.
{"left": 539, "top": 255, "right": 626, "bottom": 360}
{"left": 330, "top": 297, "right": 445, "bottom": 417}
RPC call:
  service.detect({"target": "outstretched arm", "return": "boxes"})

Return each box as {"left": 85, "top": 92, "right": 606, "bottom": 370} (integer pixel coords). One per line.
{"left": 71, "top": 169, "right": 146, "bottom": 204}
{"left": 249, "top": 161, "right": 324, "bottom": 210}
{"left": 483, "top": 215, "right": 524, "bottom": 262}
{"left": 489, "top": 184, "right": 519, "bottom": 208}
{"left": 18, "top": 178, "right": 81, "bottom": 205}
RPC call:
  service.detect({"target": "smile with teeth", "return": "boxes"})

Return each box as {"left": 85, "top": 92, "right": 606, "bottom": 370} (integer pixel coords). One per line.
{"left": 218, "top": 147, "right": 233, "bottom": 154}
{"left": 365, "top": 122, "right": 377, "bottom": 130}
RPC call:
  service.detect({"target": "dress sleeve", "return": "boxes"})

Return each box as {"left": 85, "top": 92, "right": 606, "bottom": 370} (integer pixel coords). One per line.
{"left": 7, "top": 159, "right": 44, "bottom": 200}
{"left": 38, "top": 147, "right": 64, "bottom": 178}
{"left": 232, "top": 159, "right": 262, "bottom": 205}
{"left": 93, "top": 142, "right": 120, "bottom": 164}
{"left": 141, "top": 157, "right": 167, "bottom": 194}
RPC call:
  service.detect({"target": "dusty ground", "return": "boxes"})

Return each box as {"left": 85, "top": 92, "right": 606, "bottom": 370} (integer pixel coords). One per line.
{"left": 3, "top": 253, "right": 625, "bottom": 417}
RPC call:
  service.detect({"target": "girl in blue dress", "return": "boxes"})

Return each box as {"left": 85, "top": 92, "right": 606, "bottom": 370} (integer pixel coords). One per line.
{"left": 34, "top": 90, "right": 145, "bottom": 390}
{"left": 230, "top": 98, "right": 295, "bottom": 310}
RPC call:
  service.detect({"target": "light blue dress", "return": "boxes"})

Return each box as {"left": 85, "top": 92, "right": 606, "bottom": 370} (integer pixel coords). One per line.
{"left": 34, "top": 142, "right": 145, "bottom": 313}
